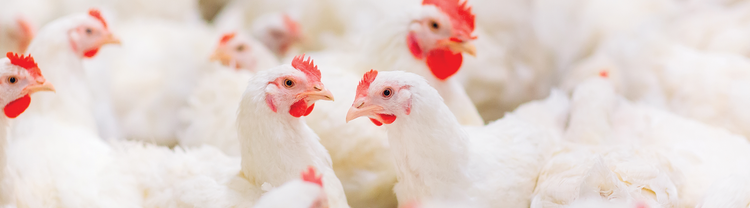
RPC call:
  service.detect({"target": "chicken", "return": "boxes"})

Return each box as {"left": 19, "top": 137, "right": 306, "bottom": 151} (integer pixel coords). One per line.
{"left": 2, "top": 10, "right": 146, "bottom": 207}
{"left": 449, "top": 0, "right": 557, "bottom": 122}
{"left": 0, "top": 53, "right": 55, "bottom": 205}
{"left": 253, "top": 166, "right": 328, "bottom": 208}
{"left": 249, "top": 12, "right": 303, "bottom": 57}
{"left": 345, "top": 70, "right": 556, "bottom": 206}
{"left": 0, "top": 16, "right": 35, "bottom": 54}
{"left": 562, "top": 33, "right": 750, "bottom": 142}
{"left": 536, "top": 78, "right": 750, "bottom": 207}
{"left": 178, "top": 32, "right": 278, "bottom": 155}
{"left": 97, "top": 17, "right": 216, "bottom": 145}
{"left": 342, "top": 0, "right": 482, "bottom": 126}
{"left": 12, "top": 9, "right": 120, "bottom": 138}
{"left": 148, "top": 55, "right": 349, "bottom": 208}
{"left": 530, "top": 144, "right": 680, "bottom": 208}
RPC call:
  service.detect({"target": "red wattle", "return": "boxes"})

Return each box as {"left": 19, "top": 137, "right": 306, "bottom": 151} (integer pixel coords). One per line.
{"left": 369, "top": 118, "right": 383, "bottom": 126}
{"left": 379, "top": 114, "right": 397, "bottom": 124}
{"left": 289, "top": 99, "right": 309, "bottom": 118}
{"left": 425, "top": 49, "right": 463, "bottom": 80}
{"left": 83, "top": 48, "right": 100, "bottom": 58}
{"left": 4, "top": 94, "right": 31, "bottom": 118}
{"left": 304, "top": 103, "right": 315, "bottom": 116}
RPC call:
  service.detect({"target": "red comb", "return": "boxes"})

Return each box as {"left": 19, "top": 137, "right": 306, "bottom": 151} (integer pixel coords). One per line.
{"left": 301, "top": 166, "right": 323, "bottom": 187}
{"left": 219, "top": 32, "right": 236, "bottom": 45}
{"left": 6, "top": 52, "right": 42, "bottom": 79}
{"left": 291, "top": 54, "right": 321, "bottom": 83}
{"left": 599, "top": 70, "right": 609, "bottom": 78}
{"left": 356, "top": 69, "right": 378, "bottom": 100}
{"left": 88, "top": 9, "right": 107, "bottom": 29}
{"left": 282, "top": 14, "right": 301, "bottom": 37}
{"left": 423, "top": 0, "right": 475, "bottom": 38}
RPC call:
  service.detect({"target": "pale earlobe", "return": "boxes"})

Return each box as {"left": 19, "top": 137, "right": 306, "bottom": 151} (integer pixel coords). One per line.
{"left": 264, "top": 84, "right": 279, "bottom": 113}
{"left": 265, "top": 93, "right": 276, "bottom": 113}
{"left": 399, "top": 90, "right": 412, "bottom": 115}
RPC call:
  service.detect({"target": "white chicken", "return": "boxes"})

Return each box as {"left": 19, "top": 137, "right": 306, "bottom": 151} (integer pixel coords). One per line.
{"left": 0, "top": 16, "right": 35, "bottom": 54}
{"left": 3, "top": 10, "right": 145, "bottom": 207}
{"left": 535, "top": 78, "right": 750, "bottom": 207}
{"left": 178, "top": 31, "right": 278, "bottom": 155}
{"left": 0, "top": 53, "right": 56, "bottom": 205}
{"left": 563, "top": 34, "right": 750, "bottom": 142}
{"left": 147, "top": 55, "right": 349, "bottom": 208}
{"left": 97, "top": 17, "right": 217, "bottom": 145}
{"left": 345, "top": 70, "right": 556, "bottom": 206}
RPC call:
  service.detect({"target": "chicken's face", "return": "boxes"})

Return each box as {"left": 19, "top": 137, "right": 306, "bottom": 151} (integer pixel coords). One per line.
{"left": 252, "top": 13, "right": 302, "bottom": 56}
{"left": 407, "top": 0, "right": 476, "bottom": 80}
{"left": 0, "top": 52, "right": 54, "bottom": 118}
{"left": 210, "top": 32, "right": 260, "bottom": 71}
{"left": 346, "top": 70, "right": 412, "bottom": 126}
{"left": 68, "top": 9, "right": 120, "bottom": 58}
{"left": 0, "top": 17, "right": 35, "bottom": 53}
{"left": 263, "top": 55, "right": 333, "bottom": 118}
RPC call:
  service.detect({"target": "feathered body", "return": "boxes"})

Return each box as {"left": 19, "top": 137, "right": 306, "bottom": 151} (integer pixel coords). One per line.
{"left": 347, "top": 71, "right": 555, "bottom": 206}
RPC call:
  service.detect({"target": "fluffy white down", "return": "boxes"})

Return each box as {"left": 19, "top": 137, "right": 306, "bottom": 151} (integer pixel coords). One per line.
{"left": 530, "top": 78, "right": 750, "bottom": 207}
{"left": 253, "top": 180, "right": 324, "bottom": 208}
{"left": 96, "top": 18, "right": 217, "bottom": 146}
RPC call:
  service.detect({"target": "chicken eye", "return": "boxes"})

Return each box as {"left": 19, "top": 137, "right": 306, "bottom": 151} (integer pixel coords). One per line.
{"left": 85, "top": 28, "right": 93, "bottom": 34}
{"left": 283, "top": 78, "right": 295, "bottom": 88}
{"left": 236, "top": 44, "right": 245, "bottom": 52}
{"left": 8, "top": 77, "right": 17, "bottom": 84}
{"left": 429, "top": 20, "right": 440, "bottom": 32}
{"left": 382, "top": 88, "right": 393, "bottom": 98}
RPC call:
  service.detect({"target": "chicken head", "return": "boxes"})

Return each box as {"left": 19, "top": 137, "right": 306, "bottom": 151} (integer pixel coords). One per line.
{"left": 347, "top": 69, "right": 415, "bottom": 126}
{"left": 0, "top": 52, "right": 54, "bottom": 118}
{"left": 251, "top": 13, "right": 302, "bottom": 57}
{"left": 262, "top": 54, "right": 333, "bottom": 118}
{"left": 210, "top": 32, "right": 263, "bottom": 71}
{"left": 68, "top": 9, "right": 120, "bottom": 58}
{"left": 407, "top": 0, "right": 477, "bottom": 80}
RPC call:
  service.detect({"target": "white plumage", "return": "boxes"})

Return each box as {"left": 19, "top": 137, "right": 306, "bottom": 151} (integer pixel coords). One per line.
{"left": 2, "top": 0, "right": 750, "bottom": 207}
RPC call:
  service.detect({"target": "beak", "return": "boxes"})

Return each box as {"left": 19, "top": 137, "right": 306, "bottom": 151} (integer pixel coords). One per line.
{"left": 210, "top": 49, "right": 232, "bottom": 64}
{"left": 441, "top": 39, "right": 477, "bottom": 57}
{"left": 296, "top": 85, "right": 334, "bottom": 102}
{"left": 103, "top": 33, "right": 121, "bottom": 45}
{"left": 23, "top": 81, "right": 55, "bottom": 95}
{"left": 346, "top": 102, "right": 383, "bottom": 123}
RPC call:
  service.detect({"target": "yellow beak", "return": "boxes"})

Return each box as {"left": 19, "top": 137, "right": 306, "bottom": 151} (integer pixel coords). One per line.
{"left": 345, "top": 104, "right": 383, "bottom": 123}
{"left": 296, "top": 86, "right": 334, "bottom": 102}
{"left": 23, "top": 81, "right": 55, "bottom": 94}
{"left": 103, "top": 33, "right": 121, "bottom": 45}
{"left": 444, "top": 40, "right": 477, "bottom": 57}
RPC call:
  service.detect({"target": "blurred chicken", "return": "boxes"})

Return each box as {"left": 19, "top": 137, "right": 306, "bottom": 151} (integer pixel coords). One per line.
{"left": 544, "top": 78, "right": 750, "bottom": 207}
{"left": 213, "top": 0, "right": 417, "bottom": 53}
{"left": 94, "top": 17, "right": 217, "bottom": 145}
{"left": 249, "top": 12, "right": 303, "bottom": 57}
{"left": 563, "top": 34, "right": 750, "bottom": 142}
{"left": 178, "top": 32, "right": 278, "bottom": 155}
{"left": 0, "top": 16, "right": 35, "bottom": 54}
{"left": 346, "top": 70, "right": 556, "bottom": 206}
{"left": 531, "top": 144, "right": 680, "bottom": 208}
{"left": 0, "top": 53, "right": 55, "bottom": 205}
